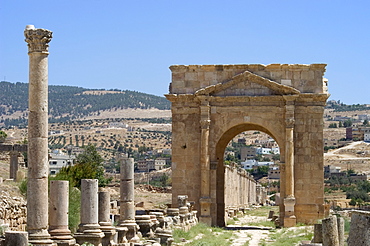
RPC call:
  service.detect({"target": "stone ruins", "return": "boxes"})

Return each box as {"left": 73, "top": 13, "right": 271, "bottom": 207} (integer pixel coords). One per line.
{"left": 0, "top": 144, "right": 27, "bottom": 181}
{"left": 3, "top": 24, "right": 370, "bottom": 245}
{"left": 166, "top": 64, "right": 329, "bottom": 227}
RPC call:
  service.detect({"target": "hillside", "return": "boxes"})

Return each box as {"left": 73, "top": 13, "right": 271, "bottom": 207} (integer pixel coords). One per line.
{"left": 0, "top": 81, "right": 171, "bottom": 127}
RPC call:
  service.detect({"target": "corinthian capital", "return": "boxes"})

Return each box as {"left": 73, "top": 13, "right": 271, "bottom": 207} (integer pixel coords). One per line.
{"left": 200, "top": 119, "right": 211, "bottom": 129}
{"left": 286, "top": 118, "right": 295, "bottom": 128}
{"left": 24, "top": 25, "right": 52, "bottom": 53}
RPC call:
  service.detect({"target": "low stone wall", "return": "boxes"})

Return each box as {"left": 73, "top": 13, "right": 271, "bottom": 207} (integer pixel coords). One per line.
{"left": 0, "top": 190, "right": 27, "bottom": 231}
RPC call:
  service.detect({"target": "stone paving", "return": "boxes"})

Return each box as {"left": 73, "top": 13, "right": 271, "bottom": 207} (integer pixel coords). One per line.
{"left": 227, "top": 214, "right": 273, "bottom": 245}
{"left": 231, "top": 229, "right": 270, "bottom": 246}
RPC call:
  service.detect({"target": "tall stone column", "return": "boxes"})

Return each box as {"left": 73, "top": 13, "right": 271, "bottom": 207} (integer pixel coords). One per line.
{"left": 118, "top": 155, "right": 139, "bottom": 243}
{"left": 98, "top": 190, "right": 116, "bottom": 246}
{"left": 24, "top": 24, "right": 55, "bottom": 245}
{"left": 74, "top": 179, "right": 104, "bottom": 246}
{"left": 283, "top": 96, "right": 297, "bottom": 227}
{"left": 198, "top": 98, "right": 212, "bottom": 225}
{"left": 49, "top": 180, "right": 75, "bottom": 246}
{"left": 9, "top": 151, "right": 19, "bottom": 180}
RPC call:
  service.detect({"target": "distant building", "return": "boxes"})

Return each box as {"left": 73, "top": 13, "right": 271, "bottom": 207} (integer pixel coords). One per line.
{"left": 240, "top": 147, "right": 256, "bottom": 160}
{"left": 241, "top": 159, "right": 257, "bottom": 169}
{"left": 49, "top": 150, "right": 75, "bottom": 175}
{"left": 349, "top": 173, "right": 370, "bottom": 182}
{"left": 358, "top": 115, "right": 370, "bottom": 121}
{"left": 256, "top": 147, "right": 272, "bottom": 155}
{"left": 324, "top": 165, "right": 341, "bottom": 178}
{"left": 109, "top": 122, "right": 128, "bottom": 128}
{"left": 364, "top": 129, "right": 370, "bottom": 142}
{"left": 268, "top": 166, "right": 280, "bottom": 180}
{"left": 65, "top": 145, "right": 84, "bottom": 156}
{"left": 137, "top": 159, "right": 155, "bottom": 172}
{"left": 162, "top": 148, "right": 172, "bottom": 155}
{"left": 264, "top": 139, "right": 278, "bottom": 148}
{"left": 240, "top": 159, "right": 273, "bottom": 170}
{"left": 346, "top": 127, "right": 370, "bottom": 141}
{"left": 154, "top": 158, "right": 166, "bottom": 170}
{"left": 324, "top": 138, "right": 338, "bottom": 147}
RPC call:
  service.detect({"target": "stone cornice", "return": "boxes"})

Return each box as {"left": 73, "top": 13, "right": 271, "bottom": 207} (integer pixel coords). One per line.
{"left": 169, "top": 64, "right": 327, "bottom": 73}
{"left": 166, "top": 93, "right": 329, "bottom": 107}
{"left": 24, "top": 26, "right": 52, "bottom": 54}
{"left": 194, "top": 70, "right": 300, "bottom": 96}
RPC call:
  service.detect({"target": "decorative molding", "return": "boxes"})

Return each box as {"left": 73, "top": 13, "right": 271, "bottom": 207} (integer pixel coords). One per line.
{"left": 194, "top": 70, "right": 300, "bottom": 96}
{"left": 24, "top": 28, "right": 52, "bottom": 53}
{"left": 285, "top": 118, "right": 295, "bottom": 128}
{"left": 200, "top": 119, "right": 211, "bottom": 129}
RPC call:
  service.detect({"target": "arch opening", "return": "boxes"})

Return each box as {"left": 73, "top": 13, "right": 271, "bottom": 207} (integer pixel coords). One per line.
{"left": 214, "top": 123, "right": 283, "bottom": 227}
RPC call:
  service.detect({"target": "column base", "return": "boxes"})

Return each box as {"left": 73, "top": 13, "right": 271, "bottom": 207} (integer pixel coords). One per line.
{"left": 100, "top": 224, "right": 116, "bottom": 246}
{"left": 75, "top": 223, "right": 104, "bottom": 246}
{"left": 199, "top": 216, "right": 212, "bottom": 226}
{"left": 199, "top": 197, "right": 212, "bottom": 226}
{"left": 74, "top": 232, "right": 104, "bottom": 246}
{"left": 118, "top": 220, "right": 140, "bottom": 243}
{"left": 283, "top": 216, "right": 297, "bottom": 227}
{"left": 51, "top": 239, "right": 76, "bottom": 246}
{"left": 283, "top": 196, "right": 296, "bottom": 227}
{"left": 29, "top": 231, "right": 56, "bottom": 246}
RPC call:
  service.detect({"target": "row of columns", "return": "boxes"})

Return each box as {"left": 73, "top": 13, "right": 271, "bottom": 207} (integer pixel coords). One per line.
{"left": 22, "top": 26, "right": 140, "bottom": 245}
{"left": 34, "top": 156, "right": 138, "bottom": 246}
{"left": 224, "top": 164, "right": 258, "bottom": 208}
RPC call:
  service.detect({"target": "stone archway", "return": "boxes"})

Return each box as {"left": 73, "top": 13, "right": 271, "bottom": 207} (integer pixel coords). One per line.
{"left": 166, "top": 64, "right": 329, "bottom": 227}
{"left": 214, "top": 123, "right": 283, "bottom": 227}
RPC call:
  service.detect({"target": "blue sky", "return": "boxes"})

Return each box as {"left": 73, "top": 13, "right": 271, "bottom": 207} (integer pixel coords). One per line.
{"left": 1, "top": 1, "right": 369, "bottom": 104}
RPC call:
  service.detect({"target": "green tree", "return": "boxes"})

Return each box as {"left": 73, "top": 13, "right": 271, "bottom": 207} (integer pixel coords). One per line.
{"left": 363, "top": 119, "right": 369, "bottom": 126}
{"left": 328, "top": 123, "right": 337, "bottom": 128}
{"left": 55, "top": 144, "right": 111, "bottom": 187}
{"left": 0, "top": 130, "right": 7, "bottom": 142}
{"left": 343, "top": 119, "right": 353, "bottom": 128}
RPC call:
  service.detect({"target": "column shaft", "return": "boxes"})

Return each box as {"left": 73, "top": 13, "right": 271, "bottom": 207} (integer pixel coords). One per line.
{"left": 199, "top": 100, "right": 212, "bottom": 225}
{"left": 99, "top": 191, "right": 116, "bottom": 246}
{"left": 285, "top": 127, "right": 294, "bottom": 197}
{"left": 24, "top": 25, "right": 54, "bottom": 245}
{"left": 119, "top": 156, "right": 139, "bottom": 243}
{"left": 75, "top": 179, "right": 104, "bottom": 246}
{"left": 9, "top": 151, "right": 18, "bottom": 180}
{"left": 49, "top": 180, "right": 75, "bottom": 244}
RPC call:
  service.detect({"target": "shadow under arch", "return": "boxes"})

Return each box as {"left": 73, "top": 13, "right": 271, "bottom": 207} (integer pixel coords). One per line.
{"left": 214, "top": 123, "right": 283, "bottom": 227}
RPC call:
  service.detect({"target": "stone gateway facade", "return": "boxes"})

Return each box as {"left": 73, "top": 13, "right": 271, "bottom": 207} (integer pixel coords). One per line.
{"left": 166, "top": 64, "right": 329, "bottom": 227}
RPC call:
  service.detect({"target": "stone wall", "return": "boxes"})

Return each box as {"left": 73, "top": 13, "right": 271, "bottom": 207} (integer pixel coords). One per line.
{"left": 224, "top": 163, "right": 257, "bottom": 208}
{"left": 170, "top": 64, "right": 327, "bottom": 95}
{"left": 0, "top": 190, "right": 27, "bottom": 231}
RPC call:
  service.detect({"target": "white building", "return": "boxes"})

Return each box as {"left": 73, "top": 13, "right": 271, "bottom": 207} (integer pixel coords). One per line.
{"left": 240, "top": 160, "right": 273, "bottom": 170}
{"left": 154, "top": 158, "right": 166, "bottom": 170}
{"left": 49, "top": 150, "right": 75, "bottom": 175}
{"left": 241, "top": 159, "right": 257, "bottom": 170}
{"left": 364, "top": 128, "right": 370, "bottom": 142}
{"left": 256, "top": 147, "right": 272, "bottom": 155}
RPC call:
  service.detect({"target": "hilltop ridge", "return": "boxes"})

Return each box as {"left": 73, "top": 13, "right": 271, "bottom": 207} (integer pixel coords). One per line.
{"left": 0, "top": 81, "right": 171, "bottom": 127}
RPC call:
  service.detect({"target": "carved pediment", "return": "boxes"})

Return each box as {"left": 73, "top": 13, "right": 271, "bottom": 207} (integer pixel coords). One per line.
{"left": 195, "top": 70, "right": 300, "bottom": 96}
